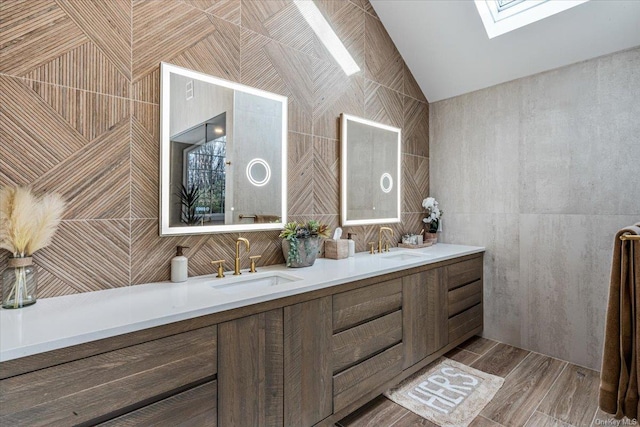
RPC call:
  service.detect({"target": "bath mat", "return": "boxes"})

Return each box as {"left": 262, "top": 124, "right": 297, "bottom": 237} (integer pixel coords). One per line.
{"left": 384, "top": 358, "right": 504, "bottom": 427}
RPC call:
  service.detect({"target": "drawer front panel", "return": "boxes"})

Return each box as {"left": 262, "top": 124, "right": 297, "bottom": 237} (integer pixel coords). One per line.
{"left": 99, "top": 380, "right": 217, "bottom": 427}
{"left": 333, "top": 278, "right": 402, "bottom": 332}
{"left": 333, "top": 343, "right": 404, "bottom": 412}
{"left": 0, "top": 326, "right": 217, "bottom": 426}
{"left": 447, "top": 257, "right": 483, "bottom": 290}
{"left": 448, "top": 304, "right": 483, "bottom": 342}
{"left": 333, "top": 310, "right": 402, "bottom": 373}
{"left": 448, "top": 280, "right": 482, "bottom": 317}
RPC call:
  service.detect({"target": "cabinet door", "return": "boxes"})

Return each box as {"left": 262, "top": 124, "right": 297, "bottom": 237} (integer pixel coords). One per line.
{"left": 402, "top": 269, "right": 448, "bottom": 368}
{"left": 284, "top": 297, "right": 333, "bottom": 427}
{"left": 218, "top": 309, "right": 283, "bottom": 427}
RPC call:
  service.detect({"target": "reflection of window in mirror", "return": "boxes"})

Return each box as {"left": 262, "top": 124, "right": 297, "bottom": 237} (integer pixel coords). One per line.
{"left": 170, "top": 113, "right": 227, "bottom": 227}
{"left": 160, "top": 62, "right": 288, "bottom": 235}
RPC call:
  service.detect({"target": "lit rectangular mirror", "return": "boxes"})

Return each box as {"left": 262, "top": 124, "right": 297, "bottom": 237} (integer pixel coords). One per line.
{"left": 340, "top": 114, "right": 401, "bottom": 226}
{"left": 160, "top": 63, "right": 288, "bottom": 236}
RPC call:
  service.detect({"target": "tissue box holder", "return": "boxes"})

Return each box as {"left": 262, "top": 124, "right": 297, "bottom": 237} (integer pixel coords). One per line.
{"left": 325, "top": 239, "right": 349, "bottom": 259}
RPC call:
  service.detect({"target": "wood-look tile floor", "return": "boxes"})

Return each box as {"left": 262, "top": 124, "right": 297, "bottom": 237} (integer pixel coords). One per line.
{"left": 337, "top": 337, "right": 611, "bottom": 427}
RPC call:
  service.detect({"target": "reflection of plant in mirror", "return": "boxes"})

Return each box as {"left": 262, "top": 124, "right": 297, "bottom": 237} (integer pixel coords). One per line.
{"left": 177, "top": 184, "right": 202, "bottom": 225}
{"left": 279, "top": 220, "right": 331, "bottom": 266}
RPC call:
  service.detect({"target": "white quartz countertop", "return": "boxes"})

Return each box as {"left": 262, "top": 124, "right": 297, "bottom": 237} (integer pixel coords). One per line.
{"left": 0, "top": 243, "right": 484, "bottom": 362}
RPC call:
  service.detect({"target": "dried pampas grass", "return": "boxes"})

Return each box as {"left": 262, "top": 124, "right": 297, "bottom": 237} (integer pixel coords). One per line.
{"left": 0, "top": 186, "right": 66, "bottom": 257}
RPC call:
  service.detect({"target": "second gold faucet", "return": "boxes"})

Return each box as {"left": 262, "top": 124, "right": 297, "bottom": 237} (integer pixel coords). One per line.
{"left": 378, "top": 227, "right": 393, "bottom": 254}
{"left": 235, "top": 237, "right": 250, "bottom": 275}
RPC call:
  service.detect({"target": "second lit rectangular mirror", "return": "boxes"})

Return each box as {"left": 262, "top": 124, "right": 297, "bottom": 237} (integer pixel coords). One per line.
{"left": 340, "top": 114, "right": 401, "bottom": 226}
{"left": 160, "top": 63, "right": 288, "bottom": 236}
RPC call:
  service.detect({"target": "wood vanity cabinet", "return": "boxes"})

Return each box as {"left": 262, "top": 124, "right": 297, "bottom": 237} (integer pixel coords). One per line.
{"left": 284, "top": 297, "right": 333, "bottom": 427}
{"left": 0, "top": 325, "right": 218, "bottom": 426}
{"left": 0, "top": 253, "right": 483, "bottom": 427}
{"left": 218, "top": 309, "right": 284, "bottom": 427}
{"left": 99, "top": 380, "right": 218, "bottom": 426}
{"left": 402, "top": 269, "right": 448, "bottom": 369}
{"left": 217, "top": 298, "right": 334, "bottom": 427}
{"left": 446, "top": 257, "right": 484, "bottom": 342}
{"left": 331, "top": 279, "right": 404, "bottom": 413}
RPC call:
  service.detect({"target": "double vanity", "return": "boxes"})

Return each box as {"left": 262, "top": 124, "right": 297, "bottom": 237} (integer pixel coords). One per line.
{"left": 0, "top": 244, "right": 484, "bottom": 426}
{"left": 0, "top": 63, "right": 482, "bottom": 427}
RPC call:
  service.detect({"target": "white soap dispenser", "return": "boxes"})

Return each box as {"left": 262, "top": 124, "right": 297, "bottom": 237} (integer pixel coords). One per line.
{"left": 171, "top": 245, "right": 189, "bottom": 283}
{"left": 347, "top": 233, "right": 356, "bottom": 257}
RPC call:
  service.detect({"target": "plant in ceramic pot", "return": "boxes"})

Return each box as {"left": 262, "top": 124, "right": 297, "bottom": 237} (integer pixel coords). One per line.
{"left": 422, "top": 196, "right": 442, "bottom": 244}
{"left": 279, "top": 220, "right": 331, "bottom": 267}
{"left": 0, "top": 186, "right": 65, "bottom": 309}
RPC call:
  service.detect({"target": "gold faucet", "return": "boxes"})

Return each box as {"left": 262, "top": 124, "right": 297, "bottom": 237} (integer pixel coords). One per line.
{"left": 234, "top": 237, "right": 250, "bottom": 275}
{"left": 378, "top": 227, "right": 393, "bottom": 254}
{"left": 249, "top": 255, "right": 261, "bottom": 273}
{"left": 211, "top": 259, "right": 226, "bottom": 278}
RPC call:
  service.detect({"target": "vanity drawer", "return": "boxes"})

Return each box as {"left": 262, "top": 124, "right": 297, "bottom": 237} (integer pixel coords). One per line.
{"left": 0, "top": 326, "right": 217, "bottom": 426}
{"left": 448, "top": 304, "right": 483, "bottom": 342}
{"left": 447, "top": 257, "right": 483, "bottom": 290}
{"left": 333, "top": 310, "right": 402, "bottom": 373}
{"left": 448, "top": 280, "right": 482, "bottom": 317}
{"left": 99, "top": 380, "right": 217, "bottom": 427}
{"left": 333, "top": 278, "right": 402, "bottom": 332}
{"left": 333, "top": 343, "right": 404, "bottom": 412}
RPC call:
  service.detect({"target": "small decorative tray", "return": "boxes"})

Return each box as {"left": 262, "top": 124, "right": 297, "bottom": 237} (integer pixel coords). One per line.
{"left": 398, "top": 242, "right": 433, "bottom": 249}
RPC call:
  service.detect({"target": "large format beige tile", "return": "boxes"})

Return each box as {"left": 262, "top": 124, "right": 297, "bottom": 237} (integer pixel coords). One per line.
{"left": 520, "top": 214, "right": 640, "bottom": 370}
{"left": 519, "top": 48, "right": 640, "bottom": 216}
{"left": 440, "top": 213, "right": 523, "bottom": 347}
{"left": 429, "top": 80, "right": 520, "bottom": 216}
{"left": 429, "top": 48, "right": 640, "bottom": 373}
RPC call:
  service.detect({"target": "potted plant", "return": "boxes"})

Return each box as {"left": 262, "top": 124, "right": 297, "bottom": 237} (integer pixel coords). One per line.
{"left": 422, "top": 197, "right": 442, "bottom": 244}
{"left": 279, "top": 220, "right": 330, "bottom": 267}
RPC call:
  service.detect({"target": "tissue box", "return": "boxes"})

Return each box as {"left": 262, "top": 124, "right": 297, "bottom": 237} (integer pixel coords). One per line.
{"left": 325, "top": 239, "right": 349, "bottom": 259}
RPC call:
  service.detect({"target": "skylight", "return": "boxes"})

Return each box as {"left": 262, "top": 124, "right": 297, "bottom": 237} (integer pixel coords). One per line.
{"left": 294, "top": 0, "right": 360, "bottom": 76}
{"left": 474, "top": 0, "right": 590, "bottom": 39}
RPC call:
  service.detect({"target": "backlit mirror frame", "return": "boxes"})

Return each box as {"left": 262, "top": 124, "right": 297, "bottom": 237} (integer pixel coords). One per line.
{"left": 340, "top": 113, "right": 402, "bottom": 226}
{"left": 160, "top": 62, "right": 288, "bottom": 236}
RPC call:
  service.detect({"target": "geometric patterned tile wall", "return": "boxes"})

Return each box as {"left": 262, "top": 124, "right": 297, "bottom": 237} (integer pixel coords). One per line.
{"left": 0, "top": 0, "right": 429, "bottom": 296}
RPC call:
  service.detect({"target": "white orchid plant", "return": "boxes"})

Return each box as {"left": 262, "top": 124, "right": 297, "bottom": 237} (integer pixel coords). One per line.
{"left": 422, "top": 197, "right": 442, "bottom": 233}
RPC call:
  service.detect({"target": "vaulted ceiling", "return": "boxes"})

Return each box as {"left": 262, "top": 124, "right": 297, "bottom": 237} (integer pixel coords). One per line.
{"left": 371, "top": 0, "right": 640, "bottom": 102}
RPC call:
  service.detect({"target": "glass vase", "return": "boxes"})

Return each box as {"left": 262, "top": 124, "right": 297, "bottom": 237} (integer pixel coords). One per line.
{"left": 2, "top": 256, "right": 37, "bottom": 309}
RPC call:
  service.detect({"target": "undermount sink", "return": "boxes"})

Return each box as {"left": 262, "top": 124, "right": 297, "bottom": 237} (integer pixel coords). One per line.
{"left": 209, "top": 271, "right": 303, "bottom": 294}
{"left": 381, "top": 251, "right": 430, "bottom": 261}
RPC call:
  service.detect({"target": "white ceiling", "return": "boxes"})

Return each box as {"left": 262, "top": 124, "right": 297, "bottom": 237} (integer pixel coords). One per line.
{"left": 370, "top": 0, "right": 640, "bottom": 102}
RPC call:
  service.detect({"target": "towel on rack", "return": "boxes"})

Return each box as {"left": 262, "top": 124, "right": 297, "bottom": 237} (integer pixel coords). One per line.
{"left": 254, "top": 214, "right": 280, "bottom": 223}
{"left": 599, "top": 224, "right": 640, "bottom": 419}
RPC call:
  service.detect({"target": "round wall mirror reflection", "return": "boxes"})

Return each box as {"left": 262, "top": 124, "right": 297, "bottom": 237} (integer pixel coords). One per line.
{"left": 246, "top": 158, "right": 271, "bottom": 187}
{"left": 380, "top": 172, "right": 393, "bottom": 193}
